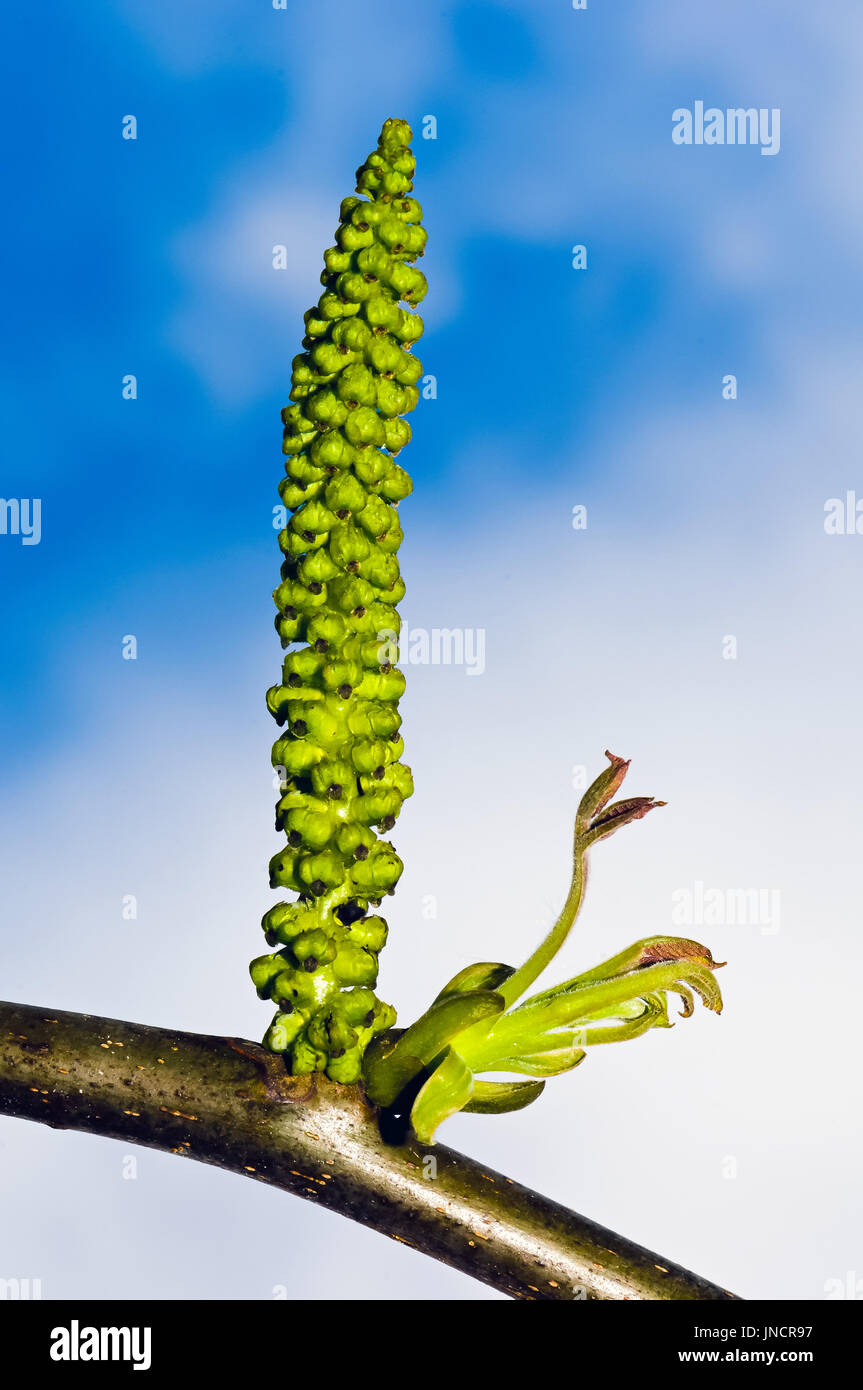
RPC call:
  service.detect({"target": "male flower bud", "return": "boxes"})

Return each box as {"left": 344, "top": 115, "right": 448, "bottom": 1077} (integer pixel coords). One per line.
{"left": 256, "top": 119, "right": 423, "bottom": 1079}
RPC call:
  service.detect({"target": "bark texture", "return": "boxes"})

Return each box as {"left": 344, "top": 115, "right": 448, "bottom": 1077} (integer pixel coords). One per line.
{"left": 0, "top": 1000, "right": 739, "bottom": 1302}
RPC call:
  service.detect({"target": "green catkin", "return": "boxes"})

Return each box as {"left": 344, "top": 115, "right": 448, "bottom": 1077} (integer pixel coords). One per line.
{"left": 249, "top": 118, "right": 426, "bottom": 1083}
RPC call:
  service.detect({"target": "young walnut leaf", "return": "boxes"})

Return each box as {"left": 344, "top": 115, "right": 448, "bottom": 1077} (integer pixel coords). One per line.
{"left": 362, "top": 753, "right": 725, "bottom": 1143}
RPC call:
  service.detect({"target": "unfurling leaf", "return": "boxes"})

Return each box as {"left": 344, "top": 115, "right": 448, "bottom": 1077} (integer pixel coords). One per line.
{"left": 411, "top": 1050, "right": 474, "bottom": 1144}
{"left": 362, "top": 752, "right": 725, "bottom": 1143}
{"left": 433, "top": 961, "right": 515, "bottom": 1002}
{"left": 364, "top": 990, "right": 504, "bottom": 1107}
{"left": 463, "top": 1079, "right": 546, "bottom": 1114}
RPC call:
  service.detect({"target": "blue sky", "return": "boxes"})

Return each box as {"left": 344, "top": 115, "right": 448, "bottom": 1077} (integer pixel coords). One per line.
{"left": 2, "top": 1, "right": 863, "bottom": 1300}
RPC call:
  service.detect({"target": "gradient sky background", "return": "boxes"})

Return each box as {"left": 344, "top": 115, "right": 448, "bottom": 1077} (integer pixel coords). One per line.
{"left": 2, "top": 1, "right": 862, "bottom": 1301}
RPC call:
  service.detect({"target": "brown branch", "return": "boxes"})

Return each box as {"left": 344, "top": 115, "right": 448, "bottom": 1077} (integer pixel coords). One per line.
{"left": 0, "top": 1000, "right": 739, "bottom": 1302}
